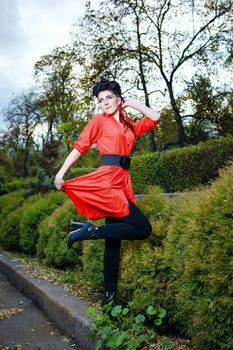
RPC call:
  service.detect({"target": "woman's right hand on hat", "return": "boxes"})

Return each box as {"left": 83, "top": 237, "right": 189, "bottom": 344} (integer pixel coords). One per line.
{"left": 54, "top": 176, "right": 64, "bottom": 190}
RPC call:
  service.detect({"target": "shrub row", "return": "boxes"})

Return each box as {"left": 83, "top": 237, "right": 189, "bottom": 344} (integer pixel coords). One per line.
{"left": 0, "top": 140, "right": 232, "bottom": 349}
{"left": 0, "top": 191, "right": 83, "bottom": 267}
{"left": 79, "top": 162, "right": 233, "bottom": 350}
{"left": 130, "top": 136, "right": 233, "bottom": 193}
{"left": 0, "top": 177, "right": 38, "bottom": 195}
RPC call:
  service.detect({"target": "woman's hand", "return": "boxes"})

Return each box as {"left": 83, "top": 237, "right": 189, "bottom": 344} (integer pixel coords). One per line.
{"left": 122, "top": 99, "right": 138, "bottom": 109}
{"left": 54, "top": 176, "right": 64, "bottom": 190}
{"left": 122, "top": 99, "right": 160, "bottom": 121}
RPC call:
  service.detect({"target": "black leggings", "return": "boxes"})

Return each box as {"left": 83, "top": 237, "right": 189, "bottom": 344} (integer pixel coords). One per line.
{"left": 98, "top": 199, "right": 152, "bottom": 292}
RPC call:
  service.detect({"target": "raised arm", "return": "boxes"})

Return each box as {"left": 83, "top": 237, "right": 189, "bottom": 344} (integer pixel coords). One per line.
{"left": 54, "top": 148, "right": 81, "bottom": 190}
{"left": 122, "top": 99, "right": 160, "bottom": 121}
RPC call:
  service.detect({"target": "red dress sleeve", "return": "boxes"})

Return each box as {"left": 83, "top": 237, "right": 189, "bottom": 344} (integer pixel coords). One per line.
{"left": 73, "top": 115, "right": 102, "bottom": 154}
{"left": 132, "top": 116, "right": 159, "bottom": 137}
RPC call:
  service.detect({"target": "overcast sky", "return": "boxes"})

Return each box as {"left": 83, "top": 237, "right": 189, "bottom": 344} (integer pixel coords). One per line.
{"left": 0, "top": 0, "right": 99, "bottom": 121}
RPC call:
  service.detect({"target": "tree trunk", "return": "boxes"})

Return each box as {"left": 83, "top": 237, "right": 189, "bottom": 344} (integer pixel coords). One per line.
{"left": 136, "top": 10, "right": 157, "bottom": 152}
{"left": 167, "top": 81, "right": 185, "bottom": 147}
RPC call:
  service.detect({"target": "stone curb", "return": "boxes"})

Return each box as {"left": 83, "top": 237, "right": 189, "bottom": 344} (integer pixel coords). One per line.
{"left": 0, "top": 250, "right": 95, "bottom": 350}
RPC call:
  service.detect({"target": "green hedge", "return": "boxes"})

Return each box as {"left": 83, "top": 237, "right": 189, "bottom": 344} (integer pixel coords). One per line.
{"left": 130, "top": 137, "right": 233, "bottom": 193}
{"left": 19, "top": 191, "right": 66, "bottom": 255}
{"left": 0, "top": 193, "right": 42, "bottom": 251}
{"left": 82, "top": 162, "right": 233, "bottom": 349}
{"left": 164, "top": 162, "right": 233, "bottom": 349}
{"left": 0, "top": 190, "right": 24, "bottom": 219}
{"left": 0, "top": 177, "right": 37, "bottom": 195}
{"left": 37, "top": 200, "right": 84, "bottom": 268}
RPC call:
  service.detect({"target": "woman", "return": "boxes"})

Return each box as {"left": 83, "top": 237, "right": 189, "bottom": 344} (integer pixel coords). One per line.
{"left": 54, "top": 79, "right": 160, "bottom": 307}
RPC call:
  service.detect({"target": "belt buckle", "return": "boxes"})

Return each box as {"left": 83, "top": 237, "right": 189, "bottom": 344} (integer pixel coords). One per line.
{"left": 120, "top": 156, "right": 130, "bottom": 170}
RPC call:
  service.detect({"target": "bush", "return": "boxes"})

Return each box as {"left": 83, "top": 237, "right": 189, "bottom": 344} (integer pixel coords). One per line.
{"left": 0, "top": 190, "right": 24, "bottom": 219}
{"left": 0, "top": 194, "right": 42, "bottom": 251}
{"left": 40, "top": 200, "right": 85, "bottom": 268}
{"left": 19, "top": 191, "right": 66, "bottom": 255}
{"left": 131, "top": 136, "right": 233, "bottom": 193}
{"left": 81, "top": 235, "right": 105, "bottom": 289}
{"left": 164, "top": 162, "right": 233, "bottom": 349}
{"left": 0, "top": 190, "right": 25, "bottom": 249}
{"left": 0, "top": 177, "right": 37, "bottom": 195}
{"left": 118, "top": 187, "right": 172, "bottom": 311}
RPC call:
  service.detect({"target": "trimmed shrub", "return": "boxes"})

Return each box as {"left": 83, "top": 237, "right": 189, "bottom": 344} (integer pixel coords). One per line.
{"left": 0, "top": 190, "right": 24, "bottom": 219}
{"left": 41, "top": 200, "right": 85, "bottom": 268}
{"left": 0, "top": 190, "right": 25, "bottom": 249}
{"left": 0, "top": 177, "right": 37, "bottom": 195}
{"left": 118, "top": 187, "right": 172, "bottom": 310}
{"left": 0, "top": 194, "right": 42, "bottom": 251}
{"left": 81, "top": 234, "right": 105, "bottom": 289}
{"left": 131, "top": 137, "right": 233, "bottom": 193}
{"left": 164, "top": 162, "right": 233, "bottom": 349}
{"left": 19, "top": 191, "right": 66, "bottom": 255}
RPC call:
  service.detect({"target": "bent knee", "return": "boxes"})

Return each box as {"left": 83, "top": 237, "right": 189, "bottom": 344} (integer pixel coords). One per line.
{"left": 140, "top": 221, "right": 152, "bottom": 240}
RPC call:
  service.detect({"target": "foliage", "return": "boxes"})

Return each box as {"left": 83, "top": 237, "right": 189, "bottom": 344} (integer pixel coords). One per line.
{"left": 0, "top": 190, "right": 24, "bottom": 219}
{"left": 87, "top": 303, "right": 167, "bottom": 350}
{"left": 38, "top": 200, "right": 84, "bottom": 268}
{"left": 0, "top": 193, "right": 42, "bottom": 251}
{"left": 19, "top": 191, "right": 66, "bottom": 255}
{"left": 184, "top": 74, "right": 233, "bottom": 140}
{"left": 131, "top": 137, "right": 233, "bottom": 192}
{"left": 83, "top": 162, "right": 233, "bottom": 349}
{"left": 72, "top": 0, "right": 232, "bottom": 146}
{"left": 0, "top": 177, "right": 38, "bottom": 195}
{"left": 2, "top": 91, "right": 41, "bottom": 177}
{"left": 118, "top": 187, "right": 172, "bottom": 311}
{"left": 164, "top": 162, "right": 233, "bottom": 349}
{"left": 0, "top": 190, "right": 25, "bottom": 250}
{"left": 81, "top": 220, "right": 105, "bottom": 288}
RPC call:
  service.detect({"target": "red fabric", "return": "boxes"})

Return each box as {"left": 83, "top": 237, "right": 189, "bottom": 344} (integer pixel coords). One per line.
{"left": 63, "top": 112, "right": 158, "bottom": 220}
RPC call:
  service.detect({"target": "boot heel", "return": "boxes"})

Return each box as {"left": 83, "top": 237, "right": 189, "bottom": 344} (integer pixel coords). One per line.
{"left": 67, "top": 222, "right": 98, "bottom": 248}
{"left": 70, "top": 221, "right": 84, "bottom": 230}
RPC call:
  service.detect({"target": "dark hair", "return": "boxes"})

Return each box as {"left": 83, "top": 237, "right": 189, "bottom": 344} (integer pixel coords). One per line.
{"left": 92, "top": 79, "right": 122, "bottom": 98}
{"left": 92, "top": 79, "right": 134, "bottom": 131}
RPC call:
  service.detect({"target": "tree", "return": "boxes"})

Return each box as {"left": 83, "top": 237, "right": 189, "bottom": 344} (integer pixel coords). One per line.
{"left": 3, "top": 91, "right": 41, "bottom": 176}
{"left": 72, "top": 0, "right": 232, "bottom": 146}
{"left": 34, "top": 46, "right": 92, "bottom": 147}
{"left": 185, "top": 74, "right": 233, "bottom": 140}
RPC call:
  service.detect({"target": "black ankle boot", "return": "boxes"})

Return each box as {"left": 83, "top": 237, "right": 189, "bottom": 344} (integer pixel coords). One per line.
{"left": 67, "top": 222, "right": 98, "bottom": 248}
{"left": 101, "top": 291, "right": 116, "bottom": 308}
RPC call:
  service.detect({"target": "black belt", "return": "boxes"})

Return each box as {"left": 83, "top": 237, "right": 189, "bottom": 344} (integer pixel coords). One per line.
{"left": 101, "top": 154, "right": 131, "bottom": 170}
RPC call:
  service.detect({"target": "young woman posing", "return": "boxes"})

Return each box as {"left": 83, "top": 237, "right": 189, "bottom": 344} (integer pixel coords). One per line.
{"left": 54, "top": 79, "right": 160, "bottom": 307}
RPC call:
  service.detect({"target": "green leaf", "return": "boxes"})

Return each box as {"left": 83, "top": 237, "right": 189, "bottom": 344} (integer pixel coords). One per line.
{"left": 115, "top": 332, "right": 127, "bottom": 347}
{"left": 158, "top": 307, "right": 167, "bottom": 319}
{"left": 86, "top": 306, "right": 95, "bottom": 317}
{"left": 135, "top": 314, "right": 145, "bottom": 324}
{"left": 111, "top": 305, "right": 122, "bottom": 317}
{"left": 146, "top": 306, "right": 156, "bottom": 315}
{"left": 147, "top": 329, "right": 156, "bottom": 341}
{"left": 127, "top": 339, "right": 137, "bottom": 350}
{"left": 101, "top": 326, "right": 112, "bottom": 340}
{"left": 122, "top": 307, "right": 130, "bottom": 316}
{"left": 154, "top": 318, "right": 162, "bottom": 326}
{"left": 161, "top": 338, "right": 174, "bottom": 349}
{"left": 138, "top": 334, "right": 145, "bottom": 343}
{"left": 95, "top": 339, "right": 103, "bottom": 350}
{"left": 132, "top": 323, "right": 142, "bottom": 331}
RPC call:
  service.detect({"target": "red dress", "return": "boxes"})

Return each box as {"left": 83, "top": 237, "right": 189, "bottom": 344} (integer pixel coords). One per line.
{"left": 63, "top": 113, "right": 158, "bottom": 220}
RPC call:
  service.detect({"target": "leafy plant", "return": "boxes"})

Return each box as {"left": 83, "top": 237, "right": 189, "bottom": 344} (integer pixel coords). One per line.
{"left": 86, "top": 303, "right": 167, "bottom": 350}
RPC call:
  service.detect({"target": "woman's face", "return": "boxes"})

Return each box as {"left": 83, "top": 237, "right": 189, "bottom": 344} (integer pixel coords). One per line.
{"left": 97, "top": 90, "right": 121, "bottom": 115}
